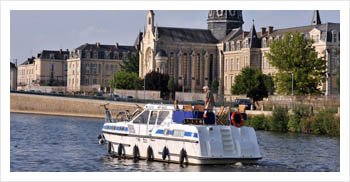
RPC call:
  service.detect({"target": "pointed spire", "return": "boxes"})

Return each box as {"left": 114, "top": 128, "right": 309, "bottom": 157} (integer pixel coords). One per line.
{"left": 248, "top": 20, "right": 259, "bottom": 48}
{"left": 312, "top": 10, "right": 321, "bottom": 25}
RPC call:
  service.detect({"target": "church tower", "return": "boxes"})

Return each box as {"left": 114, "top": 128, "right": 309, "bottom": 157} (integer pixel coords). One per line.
{"left": 311, "top": 10, "right": 321, "bottom": 25}
{"left": 207, "top": 10, "right": 244, "bottom": 40}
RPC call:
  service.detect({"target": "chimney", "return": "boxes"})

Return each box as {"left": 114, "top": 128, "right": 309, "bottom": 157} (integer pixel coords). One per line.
{"left": 96, "top": 42, "right": 100, "bottom": 47}
{"left": 66, "top": 49, "right": 69, "bottom": 52}
{"left": 261, "top": 27, "right": 266, "bottom": 35}
{"left": 59, "top": 49, "right": 62, "bottom": 53}
{"left": 268, "top": 26, "right": 274, "bottom": 35}
{"left": 242, "top": 31, "right": 245, "bottom": 38}
{"left": 115, "top": 43, "right": 119, "bottom": 49}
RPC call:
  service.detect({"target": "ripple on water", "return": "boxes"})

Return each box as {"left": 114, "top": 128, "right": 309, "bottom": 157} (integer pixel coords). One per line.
{"left": 10, "top": 113, "right": 339, "bottom": 172}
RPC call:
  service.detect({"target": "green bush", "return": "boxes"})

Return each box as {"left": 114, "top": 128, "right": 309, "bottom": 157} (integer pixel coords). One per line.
{"left": 269, "top": 106, "right": 289, "bottom": 132}
{"left": 246, "top": 115, "right": 270, "bottom": 130}
{"left": 288, "top": 104, "right": 311, "bottom": 132}
{"left": 311, "top": 107, "right": 339, "bottom": 136}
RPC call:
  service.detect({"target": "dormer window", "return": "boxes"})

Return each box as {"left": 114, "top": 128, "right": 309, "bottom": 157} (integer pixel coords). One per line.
{"left": 50, "top": 53, "right": 55, "bottom": 59}
{"left": 231, "top": 42, "right": 235, "bottom": 51}
{"left": 263, "top": 38, "right": 267, "bottom": 48}
{"left": 237, "top": 41, "right": 241, "bottom": 50}
{"left": 148, "top": 17, "right": 151, "bottom": 25}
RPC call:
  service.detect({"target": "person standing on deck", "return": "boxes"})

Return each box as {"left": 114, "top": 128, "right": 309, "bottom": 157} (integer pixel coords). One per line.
{"left": 203, "top": 86, "right": 215, "bottom": 111}
{"left": 203, "top": 86, "right": 215, "bottom": 125}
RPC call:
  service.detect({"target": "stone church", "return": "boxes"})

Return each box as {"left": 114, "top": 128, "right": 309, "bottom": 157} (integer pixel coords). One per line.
{"left": 136, "top": 10, "right": 339, "bottom": 96}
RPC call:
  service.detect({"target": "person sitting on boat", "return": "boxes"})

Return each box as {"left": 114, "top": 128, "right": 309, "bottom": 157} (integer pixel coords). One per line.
{"left": 174, "top": 99, "right": 179, "bottom": 110}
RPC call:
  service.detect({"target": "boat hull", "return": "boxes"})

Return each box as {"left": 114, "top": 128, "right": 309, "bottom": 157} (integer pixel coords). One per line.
{"left": 102, "top": 125, "right": 262, "bottom": 165}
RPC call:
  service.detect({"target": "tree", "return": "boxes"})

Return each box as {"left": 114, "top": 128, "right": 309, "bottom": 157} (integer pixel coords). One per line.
{"left": 168, "top": 76, "right": 176, "bottom": 100}
{"left": 231, "top": 67, "right": 270, "bottom": 105}
{"left": 266, "top": 32, "right": 327, "bottom": 95}
{"left": 263, "top": 74, "right": 275, "bottom": 95}
{"left": 210, "top": 79, "right": 219, "bottom": 94}
{"left": 121, "top": 52, "right": 139, "bottom": 74}
{"left": 110, "top": 71, "right": 141, "bottom": 90}
{"left": 143, "top": 71, "right": 170, "bottom": 98}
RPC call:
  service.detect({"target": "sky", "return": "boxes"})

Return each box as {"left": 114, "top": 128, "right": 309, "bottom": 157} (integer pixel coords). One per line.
{"left": 10, "top": 10, "right": 340, "bottom": 64}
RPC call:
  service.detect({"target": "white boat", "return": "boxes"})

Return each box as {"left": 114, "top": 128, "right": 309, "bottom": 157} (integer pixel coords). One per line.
{"left": 99, "top": 103, "right": 262, "bottom": 165}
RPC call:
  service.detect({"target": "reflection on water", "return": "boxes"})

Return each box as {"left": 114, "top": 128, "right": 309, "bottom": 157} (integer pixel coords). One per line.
{"left": 10, "top": 113, "right": 339, "bottom": 172}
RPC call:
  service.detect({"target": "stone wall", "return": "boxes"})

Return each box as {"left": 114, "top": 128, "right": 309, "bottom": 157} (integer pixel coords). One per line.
{"left": 113, "top": 89, "right": 161, "bottom": 100}
{"left": 11, "top": 93, "right": 141, "bottom": 118}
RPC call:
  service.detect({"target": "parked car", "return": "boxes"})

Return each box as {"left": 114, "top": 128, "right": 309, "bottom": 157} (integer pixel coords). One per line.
{"left": 111, "top": 94, "right": 120, "bottom": 101}
{"left": 191, "top": 100, "right": 205, "bottom": 105}
{"left": 93, "top": 92, "right": 103, "bottom": 97}
{"left": 28, "top": 90, "right": 35, "bottom": 93}
{"left": 125, "top": 95, "right": 134, "bottom": 101}
{"left": 49, "top": 91, "right": 57, "bottom": 95}
{"left": 233, "top": 98, "right": 255, "bottom": 110}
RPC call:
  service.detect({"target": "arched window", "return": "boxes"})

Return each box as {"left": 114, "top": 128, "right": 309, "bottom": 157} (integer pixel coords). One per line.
{"left": 183, "top": 53, "right": 187, "bottom": 85}
{"left": 169, "top": 52, "right": 174, "bottom": 76}
{"left": 196, "top": 53, "right": 200, "bottom": 85}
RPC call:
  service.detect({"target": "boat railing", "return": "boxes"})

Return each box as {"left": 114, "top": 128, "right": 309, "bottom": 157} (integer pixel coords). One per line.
{"left": 101, "top": 103, "right": 143, "bottom": 123}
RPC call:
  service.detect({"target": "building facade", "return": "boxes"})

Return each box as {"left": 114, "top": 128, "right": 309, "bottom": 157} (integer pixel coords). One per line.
{"left": 137, "top": 10, "right": 244, "bottom": 93}
{"left": 67, "top": 42, "right": 136, "bottom": 92}
{"left": 17, "top": 50, "right": 69, "bottom": 90}
{"left": 10, "top": 62, "right": 17, "bottom": 91}
{"left": 137, "top": 10, "right": 340, "bottom": 96}
{"left": 221, "top": 10, "right": 340, "bottom": 96}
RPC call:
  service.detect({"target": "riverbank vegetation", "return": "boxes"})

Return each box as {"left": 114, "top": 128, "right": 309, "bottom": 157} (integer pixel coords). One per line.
{"left": 245, "top": 104, "right": 340, "bottom": 137}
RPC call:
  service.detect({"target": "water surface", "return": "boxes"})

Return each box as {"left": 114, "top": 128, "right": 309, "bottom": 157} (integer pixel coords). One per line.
{"left": 10, "top": 113, "right": 339, "bottom": 172}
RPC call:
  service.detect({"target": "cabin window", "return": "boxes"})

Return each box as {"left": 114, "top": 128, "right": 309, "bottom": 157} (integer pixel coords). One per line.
{"left": 157, "top": 111, "right": 170, "bottom": 125}
{"left": 133, "top": 111, "right": 149, "bottom": 124}
{"left": 149, "top": 111, "right": 158, "bottom": 125}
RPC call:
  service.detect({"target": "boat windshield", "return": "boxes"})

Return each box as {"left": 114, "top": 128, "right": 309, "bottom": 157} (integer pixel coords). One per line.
{"left": 157, "top": 111, "right": 170, "bottom": 125}
{"left": 133, "top": 111, "right": 149, "bottom": 124}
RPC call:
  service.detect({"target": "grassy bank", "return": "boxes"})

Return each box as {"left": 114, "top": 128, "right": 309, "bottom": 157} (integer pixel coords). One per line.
{"left": 245, "top": 105, "right": 340, "bottom": 137}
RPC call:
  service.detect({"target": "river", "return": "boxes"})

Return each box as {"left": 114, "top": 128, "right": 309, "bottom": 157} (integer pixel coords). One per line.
{"left": 10, "top": 113, "right": 339, "bottom": 172}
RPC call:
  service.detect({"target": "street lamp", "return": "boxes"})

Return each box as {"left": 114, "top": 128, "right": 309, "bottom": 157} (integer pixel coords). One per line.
{"left": 288, "top": 71, "right": 294, "bottom": 106}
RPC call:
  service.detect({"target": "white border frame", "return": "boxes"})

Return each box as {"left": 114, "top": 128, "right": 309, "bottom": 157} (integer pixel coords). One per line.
{"left": 1, "top": 1, "right": 349, "bottom": 182}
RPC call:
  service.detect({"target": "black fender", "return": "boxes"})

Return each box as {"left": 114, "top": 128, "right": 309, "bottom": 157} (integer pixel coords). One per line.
{"left": 179, "top": 148, "right": 188, "bottom": 166}
{"left": 162, "top": 146, "right": 170, "bottom": 160}
{"left": 146, "top": 146, "right": 154, "bottom": 161}
{"left": 133, "top": 145, "right": 140, "bottom": 161}
{"left": 107, "top": 142, "right": 112, "bottom": 154}
{"left": 117, "top": 144, "right": 125, "bottom": 157}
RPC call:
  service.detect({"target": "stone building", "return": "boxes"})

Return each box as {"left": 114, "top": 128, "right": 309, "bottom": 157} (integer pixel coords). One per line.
{"left": 17, "top": 49, "right": 69, "bottom": 90}
{"left": 10, "top": 62, "right": 17, "bottom": 91}
{"left": 221, "top": 10, "right": 340, "bottom": 96}
{"left": 67, "top": 42, "right": 136, "bottom": 92}
{"left": 137, "top": 10, "right": 340, "bottom": 96}
{"left": 137, "top": 10, "right": 244, "bottom": 93}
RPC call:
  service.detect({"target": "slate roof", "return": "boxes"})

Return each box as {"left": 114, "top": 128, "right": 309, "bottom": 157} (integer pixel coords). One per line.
{"left": 221, "top": 28, "right": 243, "bottom": 42}
{"left": 20, "top": 57, "right": 35, "bottom": 65}
{"left": 225, "top": 22, "right": 339, "bottom": 43}
{"left": 157, "top": 26, "right": 219, "bottom": 44}
{"left": 38, "top": 50, "right": 69, "bottom": 60}
{"left": 76, "top": 43, "right": 136, "bottom": 52}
